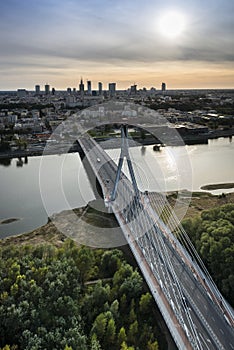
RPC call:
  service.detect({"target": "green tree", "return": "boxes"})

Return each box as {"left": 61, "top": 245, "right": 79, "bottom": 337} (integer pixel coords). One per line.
{"left": 90, "top": 334, "right": 102, "bottom": 350}
{"left": 91, "top": 313, "right": 107, "bottom": 342}
{"left": 147, "top": 340, "right": 159, "bottom": 350}
{"left": 129, "top": 300, "right": 136, "bottom": 323}
{"left": 76, "top": 246, "right": 94, "bottom": 284}
{"left": 128, "top": 320, "right": 138, "bottom": 345}
{"left": 100, "top": 250, "right": 122, "bottom": 277}
{"left": 64, "top": 345, "right": 73, "bottom": 350}
{"left": 105, "top": 318, "right": 116, "bottom": 346}
{"left": 139, "top": 293, "right": 152, "bottom": 316}
{"left": 118, "top": 327, "right": 127, "bottom": 347}
{"left": 120, "top": 341, "right": 135, "bottom": 350}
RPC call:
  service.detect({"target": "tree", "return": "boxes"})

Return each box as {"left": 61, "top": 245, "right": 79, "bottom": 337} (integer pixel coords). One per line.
{"left": 75, "top": 246, "right": 94, "bottom": 284}
{"left": 147, "top": 340, "right": 159, "bottom": 350}
{"left": 118, "top": 327, "right": 127, "bottom": 347}
{"left": 100, "top": 250, "right": 122, "bottom": 277}
{"left": 110, "top": 299, "right": 119, "bottom": 319}
{"left": 91, "top": 313, "right": 107, "bottom": 342}
{"left": 129, "top": 300, "right": 136, "bottom": 323}
{"left": 119, "top": 271, "right": 143, "bottom": 300}
{"left": 128, "top": 320, "right": 138, "bottom": 345}
{"left": 90, "top": 334, "right": 102, "bottom": 350}
{"left": 64, "top": 346, "right": 73, "bottom": 350}
{"left": 120, "top": 341, "right": 135, "bottom": 350}
{"left": 139, "top": 293, "right": 152, "bottom": 316}
{"left": 105, "top": 318, "right": 116, "bottom": 346}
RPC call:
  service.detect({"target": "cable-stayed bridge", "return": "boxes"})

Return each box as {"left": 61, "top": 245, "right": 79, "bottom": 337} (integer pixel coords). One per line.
{"left": 77, "top": 126, "right": 234, "bottom": 350}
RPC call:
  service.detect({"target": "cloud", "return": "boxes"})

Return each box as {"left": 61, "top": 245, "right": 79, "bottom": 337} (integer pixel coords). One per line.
{"left": 0, "top": 0, "right": 233, "bottom": 89}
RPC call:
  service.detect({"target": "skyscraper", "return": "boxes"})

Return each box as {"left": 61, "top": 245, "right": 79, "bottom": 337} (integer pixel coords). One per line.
{"left": 35, "top": 85, "right": 40, "bottom": 95}
{"left": 45, "top": 84, "right": 50, "bottom": 95}
{"left": 87, "top": 80, "right": 92, "bottom": 95}
{"left": 79, "top": 78, "right": 84, "bottom": 94}
{"left": 98, "top": 82, "right": 103, "bottom": 95}
{"left": 161, "top": 82, "right": 166, "bottom": 91}
{"left": 109, "top": 83, "right": 116, "bottom": 97}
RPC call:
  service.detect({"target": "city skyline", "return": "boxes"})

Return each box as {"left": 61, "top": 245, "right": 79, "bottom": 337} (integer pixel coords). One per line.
{"left": 0, "top": 0, "right": 233, "bottom": 90}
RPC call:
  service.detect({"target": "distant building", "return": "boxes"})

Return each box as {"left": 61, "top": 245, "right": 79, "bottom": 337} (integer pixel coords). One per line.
{"left": 98, "top": 82, "right": 103, "bottom": 95}
{"left": 79, "top": 78, "right": 84, "bottom": 94}
{"left": 87, "top": 80, "right": 92, "bottom": 95}
{"left": 130, "top": 84, "right": 137, "bottom": 94}
{"left": 35, "top": 85, "right": 40, "bottom": 95}
{"left": 67, "top": 87, "right": 72, "bottom": 94}
{"left": 45, "top": 84, "right": 50, "bottom": 95}
{"left": 161, "top": 82, "right": 166, "bottom": 91}
{"left": 66, "top": 95, "right": 76, "bottom": 107}
{"left": 109, "top": 83, "right": 116, "bottom": 97}
{"left": 17, "top": 89, "right": 27, "bottom": 98}
{"left": 51, "top": 87, "right": 55, "bottom": 95}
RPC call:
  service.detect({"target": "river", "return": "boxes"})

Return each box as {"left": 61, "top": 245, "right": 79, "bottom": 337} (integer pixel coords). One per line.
{"left": 0, "top": 137, "right": 233, "bottom": 238}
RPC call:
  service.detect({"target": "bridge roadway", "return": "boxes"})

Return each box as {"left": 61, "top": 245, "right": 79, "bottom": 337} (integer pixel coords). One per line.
{"left": 78, "top": 135, "right": 234, "bottom": 350}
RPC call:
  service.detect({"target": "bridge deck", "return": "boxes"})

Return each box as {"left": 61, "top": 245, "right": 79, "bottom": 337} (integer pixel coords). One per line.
{"left": 78, "top": 134, "right": 234, "bottom": 350}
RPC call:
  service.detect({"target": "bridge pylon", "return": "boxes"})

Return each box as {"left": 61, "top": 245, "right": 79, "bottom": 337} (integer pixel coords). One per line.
{"left": 111, "top": 124, "right": 139, "bottom": 201}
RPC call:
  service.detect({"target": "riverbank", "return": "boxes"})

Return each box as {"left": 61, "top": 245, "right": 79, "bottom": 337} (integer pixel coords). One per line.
{"left": 1, "top": 191, "right": 234, "bottom": 248}
{"left": 0, "top": 128, "right": 233, "bottom": 159}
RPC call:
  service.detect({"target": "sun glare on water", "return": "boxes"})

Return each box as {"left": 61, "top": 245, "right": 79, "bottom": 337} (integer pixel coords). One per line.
{"left": 158, "top": 11, "right": 186, "bottom": 39}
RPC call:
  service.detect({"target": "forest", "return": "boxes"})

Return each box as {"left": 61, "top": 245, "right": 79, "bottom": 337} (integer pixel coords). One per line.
{"left": 182, "top": 203, "right": 234, "bottom": 306}
{"left": 0, "top": 241, "right": 164, "bottom": 350}
{"left": 0, "top": 202, "right": 233, "bottom": 349}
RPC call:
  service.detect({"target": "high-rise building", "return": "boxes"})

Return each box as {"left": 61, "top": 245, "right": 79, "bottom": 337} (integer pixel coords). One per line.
{"left": 35, "top": 85, "right": 40, "bottom": 95}
{"left": 67, "top": 87, "right": 72, "bottom": 94}
{"left": 79, "top": 78, "right": 84, "bottom": 94}
{"left": 45, "top": 84, "right": 50, "bottom": 95}
{"left": 130, "top": 84, "right": 137, "bottom": 94}
{"left": 109, "top": 83, "right": 116, "bottom": 96}
{"left": 161, "top": 82, "right": 166, "bottom": 91}
{"left": 98, "top": 82, "right": 103, "bottom": 95}
{"left": 87, "top": 80, "right": 92, "bottom": 95}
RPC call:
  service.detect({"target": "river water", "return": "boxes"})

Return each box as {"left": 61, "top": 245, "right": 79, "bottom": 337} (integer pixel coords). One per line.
{"left": 0, "top": 137, "right": 233, "bottom": 238}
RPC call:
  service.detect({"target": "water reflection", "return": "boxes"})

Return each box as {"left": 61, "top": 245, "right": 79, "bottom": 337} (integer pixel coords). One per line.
{"left": 0, "top": 158, "right": 12, "bottom": 167}
{"left": 0, "top": 156, "right": 28, "bottom": 168}
{"left": 141, "top": 146, "right": 146, "bottom": 156}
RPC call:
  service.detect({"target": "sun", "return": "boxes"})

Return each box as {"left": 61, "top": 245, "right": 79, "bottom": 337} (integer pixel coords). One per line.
{"left": 158, "top": 11, "right": 186, "bottom": 39}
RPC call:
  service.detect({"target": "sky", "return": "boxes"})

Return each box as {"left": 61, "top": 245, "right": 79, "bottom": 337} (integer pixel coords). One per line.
{"left": 0, "top": 0, "right": 233, "bottom": 90}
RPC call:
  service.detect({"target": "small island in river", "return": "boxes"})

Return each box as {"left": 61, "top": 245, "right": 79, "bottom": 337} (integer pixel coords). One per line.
{"left": 0, "top": 217, "right": 21, "bottom": 225}
{"left": 200, "top": 182, "right": 234, "bottom": 191}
